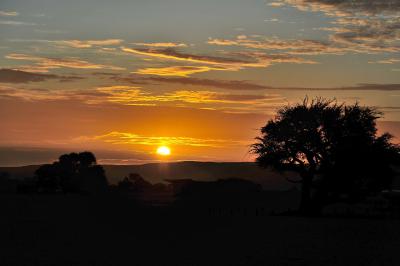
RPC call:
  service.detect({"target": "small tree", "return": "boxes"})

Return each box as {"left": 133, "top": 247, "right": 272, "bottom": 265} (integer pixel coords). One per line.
{"left": 117, "top": 173, "right": 151, "bottom": 193}
{"left": 252, "top": 97, "right": 400, "bottom": 214}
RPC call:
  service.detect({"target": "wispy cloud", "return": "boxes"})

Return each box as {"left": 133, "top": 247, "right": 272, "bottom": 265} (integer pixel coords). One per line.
{"left": 268, "top": 0, "right": 400, "bottom": 54}
{"left": 264, "top": 18, "right": 280, "bottom": 22}
{"left": 140, "top": 77, "right": 272, "bottom": 90}
{"left": 0, "top": 10, "right": 19, "bottom": 16}
{"left": 97, "top": 73, "right": 400, "bottom": 92}
{"left": 134, "top": 66, "right": 227, "bottom": 77}
{"left": 139, "top": 78, "right": 400, "bottom": 91}
{"left": 0, "top": 68, "right": 83, "bottom": 83}
{"left": 278, "top": 83, "right": 400, "bottom": 91}
{"left": 75, "top": 131, "right": 248, "bottom": 148}
{"left": 369, "top": 58, "right": 400, "bottom": 64}
{"left": 121, "top": 47, "right": 316, "bottom": 71}
{"left": 207, "top": 35, "right": 343, "bottom": 55}
{"left": 54, "top": 39, "right": 124, "bottom": 48}
{"left": 275, "top": 0, "right": 400, "bottom": 16}
{"left": 0, "top": 82, "right": 284, "bottom": 114}
{"left": 95, "top": 85, "right": 282, "bottom": 106}
{"left": 6, "top": 39, "right": 124, "bottom": 49}
{"left": 121, "top": 47, "right": 250, "bottom": 66}
{"left": 5, "top": 53, "right": 125, "bottom": 71}
{"left": 0, "top": 85, "right": 69, "bottom": 101}
{"left": 268, "top": 2, "right": 286, "bottom": 7}
{"left": 132, "top": 42, "right": 187, "bottom": 48}
{"left": 0, "top": 20, "right": 36, "bottom": 26}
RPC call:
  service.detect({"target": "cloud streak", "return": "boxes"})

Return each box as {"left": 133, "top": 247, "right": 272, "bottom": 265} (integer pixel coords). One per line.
{"left": 140, "top": 77, "right": 272, "bottom": 90}
{"left": 208, "top": 35, "right": 344, "bottom": 55}
{"left": 122, "top": 47, "right": 316, "bottom": 72}
{"left": 0, "top": 68, "right": 83, "bottom": 83}
{"left": 5, "top": 53, "right": 125, "bottom": 72}
{"left": 268, "top": 0, "right": 400, "bottom": 54}
{"left": 369, "top": 58, "right": 400, "bottom": 64}
{"left": 132, "top": 77, "right": 400, "bottom": 91}
{"left": 134, "top": 66, "right": 227, "bottom": 77}
{"left": 132, "top": 42, "right": 187, "bottom": 48}
{"left": 275, "top": 0, "right": 400, "bottom": 16}
{"left": 95, "top": 86, "right": 282, "bottom": 106}
{"left": 54, "top": 39, "right": 124, "bottom": 48}
{"left": 121, "top": 47, "right": 251, "bottom": 66}
{"left": 0, "top": 83, "right": 284, "bottom": 114}
{"left": 0, "top": 20, "right": 36, "bottom": 26}
{"left": 0, "top": 10, "right": 19, "bottom": 16}
{"left": 75, "top": 131, "right": 248, "bottom": 148}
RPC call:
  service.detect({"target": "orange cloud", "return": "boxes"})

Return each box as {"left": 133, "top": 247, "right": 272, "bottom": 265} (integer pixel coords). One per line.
{"left": 121, "top": 47, "right": 316, "bottom": 70}
{"left": 0, "top": 85, "right": 69, "bottom": 101}
{"left": 94, "top": 86, "right": 285, "bottom": 112}
{"left": 121, "top": 47, "right": 249, "bottom": 66}
{"left": 369, "top": 58, "right": 400, "bottom": 64}
{"left": 5, "top": 53, "right": 125, "bottom": 71}
{"left": 268, "top": 2, "right": 285, "bottom": 7}
{"left": 134, "top": 66, "right": 227, "bottom": 77}
{"left": 208, "top": 36, "right": 344, "bottom": 55}
{"left": 75, "top": 131, "right": 249, "bottom": 148}
{"left": 0, "top": 83, "right": 285, "bottom": 113}
{"left": 140, "top": 77, "right": 272, "bottom": 90}
{"left": 95, "top": 86, "right": 154, "bottom": 106}
{"left": 133, "top": 42, "right": 187, "bottom": 48}
{"left": 55, "top": 39, "right": 123, "bottom": 48}
{"left": 0, "top": 68, "right": 83, "bottom": 83}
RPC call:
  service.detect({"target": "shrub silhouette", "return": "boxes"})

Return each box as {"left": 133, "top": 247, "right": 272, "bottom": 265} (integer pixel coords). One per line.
{"left": 35, "top": 151, "right": 108, "bottom": 193}
{"left": 252, "top": 97, "right": 400, "bottom": 214}
{"left": 117, "top": 173, "right": 152, "bottom": 192}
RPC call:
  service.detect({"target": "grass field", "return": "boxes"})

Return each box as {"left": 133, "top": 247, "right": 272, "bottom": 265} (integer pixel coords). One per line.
{"left": 1, "top": 194, "right": 399, "bottom": 266}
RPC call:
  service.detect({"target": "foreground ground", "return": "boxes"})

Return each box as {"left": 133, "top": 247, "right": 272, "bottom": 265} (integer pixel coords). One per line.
{"left": 1, "top": 194, "right": 399, "bottom": 266}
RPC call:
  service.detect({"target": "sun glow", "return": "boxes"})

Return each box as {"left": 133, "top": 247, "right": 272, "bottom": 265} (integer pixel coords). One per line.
{"left": 156, "top": 146, "right": 171, "bottom": 156}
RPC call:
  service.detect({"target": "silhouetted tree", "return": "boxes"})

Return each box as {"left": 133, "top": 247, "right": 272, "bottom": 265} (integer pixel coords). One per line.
{"left": 35, "top": 151, "right": 108, "bottom": 194}
{"left": 78, "top": 151, "right": 97, "bottom": 167}
{"left": 252, "top": 97, "right": 400, "bottom": 214}
{"left": 36, "top": 164, "right": 59, "bottom": 192}
{"left": 117, "top": 173, "right": 152, "bottom": 193}
{"left": 80, "top": 165, "right": 108, "bottom": 194}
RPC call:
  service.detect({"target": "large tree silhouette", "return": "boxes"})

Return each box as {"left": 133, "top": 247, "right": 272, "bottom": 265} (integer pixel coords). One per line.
{"left": 35, "top": 151, "right": 108, "bottom": 193}
{"left": 252, "top": 98, "right": 400, "bottom": 214}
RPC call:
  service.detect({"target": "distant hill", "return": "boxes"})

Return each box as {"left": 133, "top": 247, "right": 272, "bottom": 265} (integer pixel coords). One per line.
{"left": 2, "top": 162, "right": 399, "bottom": 190}
{"left": 0, "top": 161, "right": 296, "bottom": 190}
{"left": 0, "top": 165, "right": 39, "bottom": 180}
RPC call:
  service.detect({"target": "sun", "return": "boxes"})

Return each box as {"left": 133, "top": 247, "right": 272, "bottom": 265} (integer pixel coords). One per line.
{"left": 156, "top": 146, "right": 171, "bottom": 156}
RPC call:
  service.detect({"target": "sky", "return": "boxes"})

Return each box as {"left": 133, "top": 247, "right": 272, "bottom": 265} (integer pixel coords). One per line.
{"left": 0, "top": 0, "right": 400, "bottom": 166}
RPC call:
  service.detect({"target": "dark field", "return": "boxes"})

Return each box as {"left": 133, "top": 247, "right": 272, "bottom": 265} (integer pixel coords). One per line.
{"left": 1, "top": 194, "right": 399, "bottom": 266}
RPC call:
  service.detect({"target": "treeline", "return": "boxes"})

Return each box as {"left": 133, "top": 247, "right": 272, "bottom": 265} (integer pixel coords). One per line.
{"left": 0, "top": 152, "right": 108, "bottom": 194}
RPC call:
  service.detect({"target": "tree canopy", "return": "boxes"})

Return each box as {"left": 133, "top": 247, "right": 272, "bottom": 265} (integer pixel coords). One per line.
{"left": 35, "top": 151, "right": 108, "bottom": 194}
{"left": 252, "top": 97, "right": 400, "bottom": 214}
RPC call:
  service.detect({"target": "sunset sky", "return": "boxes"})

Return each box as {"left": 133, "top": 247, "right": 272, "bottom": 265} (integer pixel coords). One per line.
{"left": 1, "top": 0, "right": 400, "bottom": 166}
